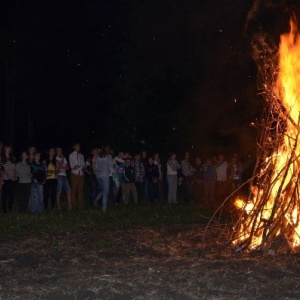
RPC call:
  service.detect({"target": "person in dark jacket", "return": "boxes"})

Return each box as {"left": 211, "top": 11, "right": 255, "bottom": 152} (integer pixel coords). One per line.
{"left": 123, "top": 158, "right": 138, "bottom": 205}
{"left": 29, "top": 152, "right": 46, "bottom": 213}
{"left": 145, "top": 157, "right": 159, "bottom": 202}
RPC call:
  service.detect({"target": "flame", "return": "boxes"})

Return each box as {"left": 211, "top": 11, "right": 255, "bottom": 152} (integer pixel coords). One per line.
{"left": 233, "top": 15, "right": 300, "bottom": 252}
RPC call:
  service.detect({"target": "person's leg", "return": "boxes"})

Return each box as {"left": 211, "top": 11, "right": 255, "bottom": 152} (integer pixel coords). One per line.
{"left": 102, "top": 177, "right": 109, "bottom": 212}
{"left": 158, "top": 181, "right": 164, "bottom": 203}
{"left": 19, "top": 183, "right": 25, "bottom": 212}
{"left": 136, "top": 182, "right": 143, "bottom": 203}
{"left": 95, "top": 177, "right": 103, "bottom": 206}
{"left": 90, "top": 175, "right": 97, "bottom": 206}
{"left": 167, "top": 176, "right": 172, "bottom": 203}
{"left": 63, "top": 177, "right": 72, "bottom": 210}
{"left": 44, "top": 180, "right": 50, "bottom": 210}
{"left": 38, "top": 184, "right": 44, "bottom": 212}
{"left": 24, "top": 183, "right": 30, "bottom": 212}
{"left": 1, "top": 181, "right": 7, "bottom": 213}
{"left": 131, "top": 184, "right": 138, "bottom": 204}
{"left": 153, "top": 182, "right": 158, "bottom": 202}
{"left": 123, "top": 184, "right": 130, "bottom": 205}
{"left": 184, "top": 176, "right": 191, "bottom": 203}
{"left": 71, "top": 173, "right": 79, "bottom": 208}
{"left": 77, "top": 175, "right": 84, "bottom": 209}
{"left": 148, "top": 180, "right": 154, "bottom": 202}
{"left": 170, "top": 176, "right": 177, "bottom": 204}
{"left": 8, "top": 180, "right": 15, "bottom": 212}
{"left": 144, "top": 179, "right": 149, "bottom": 203}
{"left": 50, "top": 180, "right": 57, "bottom": 209}
{"left": 56, "top": 176, "right": 63, "bottom": 209}
{"left": 109, "top": 176, "right": 115, "bottom": 205}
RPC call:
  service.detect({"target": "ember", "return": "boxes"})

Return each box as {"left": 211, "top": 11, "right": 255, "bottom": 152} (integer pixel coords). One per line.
{"left": 231, "top": 15, "right": 300, "bottom": 254}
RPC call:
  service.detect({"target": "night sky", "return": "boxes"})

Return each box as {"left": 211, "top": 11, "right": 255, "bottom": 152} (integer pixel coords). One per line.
{"left": 1, "top": 0, "right": 299, "bottom": 157}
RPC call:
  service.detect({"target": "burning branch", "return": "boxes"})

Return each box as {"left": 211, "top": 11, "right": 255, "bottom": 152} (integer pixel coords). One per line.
{"left": 230, "top": 15, "right": 300, "bottom": 254}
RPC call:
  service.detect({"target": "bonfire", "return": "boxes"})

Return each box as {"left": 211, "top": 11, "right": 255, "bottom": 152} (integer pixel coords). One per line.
{"left": 231, "top": 14, "right": 300, "bottom": 254}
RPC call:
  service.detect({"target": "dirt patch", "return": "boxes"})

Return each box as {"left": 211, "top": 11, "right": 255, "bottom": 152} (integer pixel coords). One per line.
{"left": 0, "top": 225, "right": 300, "bottom": 299}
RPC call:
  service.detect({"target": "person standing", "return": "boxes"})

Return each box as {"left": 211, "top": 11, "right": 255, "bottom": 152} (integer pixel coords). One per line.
{"left": 29, "top": 152, "right": 45, "bottom": 213}
{"left": 181, "top": 152, "right": 196, "bottom": 204}
{"left": 28, "top": 146, "right": 36, "bottom": 163}
{"left": 0, "top": 142, "right": 5, "bottom": 195}
{"left": 16, "top": 151, "right": 32, "bottom": 212}
{"left": 167, "top": 152, "right": 181, "bottom": 204}
{"left": 95, "top": 147, "right": 111, "bottom": 212}
{"left": 56, "top": 147, "right": 72, "bottom": 210}
{"left": 145, "top": 157, "right": 159, "bottom": 202}
{"left": 2, "top": 146, "right": 17, "bottom": 213}
{"left": 229, "top": 154, "right": 242, "bottom": 191}
{"left": 215, "top": 154, "right": 229, "bottom": 199}
{"left": 131, "top": 153, "right": 144, "bottom": 203}
{"left": 123, "top": 158, "right": 138, "bottom": 205}
{"left": 202, "top": 158, "right": 216, "bottom": 204}
{"left": 85, "top": 147, "right": 99, "bottom": 206}
{"left": 44, "top": 148, "right": 58, "bottom": 210}
{"left": 69, "top": 143, "right": 85, "bottom": 209}
{"left": 193, "top": 157, "right": 203, "bottom": 198}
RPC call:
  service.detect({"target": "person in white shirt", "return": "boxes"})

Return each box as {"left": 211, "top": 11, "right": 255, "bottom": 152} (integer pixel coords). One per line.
{"left": 215, "top": 154, "right": 229, "bottom": 199}
{"left": 69, "top": 143, "right": 85, "bottom": 209}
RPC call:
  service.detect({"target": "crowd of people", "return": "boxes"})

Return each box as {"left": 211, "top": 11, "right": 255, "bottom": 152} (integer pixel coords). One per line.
{"left": 0, "top": 141, "right": 243, "bottom": 213}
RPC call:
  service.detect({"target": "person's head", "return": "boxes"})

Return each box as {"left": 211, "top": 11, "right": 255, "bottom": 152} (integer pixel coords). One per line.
{"left": 125, "top": 158, "right": 131, "bottom": 167}
{"left": 21, "top": 151, "right": 29, "bottom": 162}
{"left": 104, "top": 145, "right": 112, "bottom": 156}
{"left": 169, "top": 152, "right": 176, "bottom": 160}
{"left": 148, "top": 157, "right": 154, "bottom": 165}
{"left": 206, "top": 157, "right": 213, "bottom": 164}
{"left": 195, "top": 157, "right": 201, "bottom": 165}
{"left": 56, "top": 147, "right": 63, "bottom": 157}
{"left": 218, "top": 154, "right": 224, "bottom": 162}
{"left": 232, "top": 154, "right": 238, "bottom": 163}
{"left": 184, "top": 152, "right": 190, "bottom": 161}
{"left": 49, "top": 148, "right": 55, "bottom": 157}
{"left": 34, "top": 152, "right": 41, "bottom": 163}
{"left": 5, "top": 146, "right": 12, "bottom": 156}
{"left": 141, "top": 151, "right": 147, "bottom": 160}
{"left": 124, "top": 152, "right": 131, "bottom": 159}
{"left": 73, "top": 143, "right": 81, "bottom": 152}
{"left": 135, "top": 153, "right": 141, "bottom": 161}
{"left": 91, "top": 147, "right": 99, "bottom": 157}
{"left": 28, "top": 146, "right": 36, "bottom": 156}
{"left": 118, "top": 151, "right": 124, "bottom": 158}
{"left": 154, "top": 153, "right": 159, "bottom": 161}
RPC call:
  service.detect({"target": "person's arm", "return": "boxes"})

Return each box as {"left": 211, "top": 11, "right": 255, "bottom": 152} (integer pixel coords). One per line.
{"left": 16, "top": 163, "right": 20, "bottom": 178}
{"left": 69, "top": 153, "right": 78, "bottom": 170}
{"left": 181, "top": 160, "right": 189, "bottom": 176}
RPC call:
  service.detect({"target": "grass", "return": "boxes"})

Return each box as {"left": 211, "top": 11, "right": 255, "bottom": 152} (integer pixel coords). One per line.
{"left": 0, "top": 202, "right": 215, "bottom": 238}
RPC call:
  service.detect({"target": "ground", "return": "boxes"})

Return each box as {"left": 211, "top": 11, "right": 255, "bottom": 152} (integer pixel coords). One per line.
{"left": 1, "top": 221, "right": 300, "bottom": 299}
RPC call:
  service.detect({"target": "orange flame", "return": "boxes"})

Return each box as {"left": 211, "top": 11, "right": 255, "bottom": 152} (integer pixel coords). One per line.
{"left": 234, "top": 15, "right": 300, "bottom": 251}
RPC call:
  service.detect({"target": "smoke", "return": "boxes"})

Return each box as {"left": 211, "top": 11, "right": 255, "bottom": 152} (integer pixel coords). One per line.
{"left": 245, "top": 0, "right": 297, "bottom": 35}
{"left": 245, "top": 0, "right": 288, "bottom": 31}
{"left": 243, "top": 0, "right": 298, "bottom": 90}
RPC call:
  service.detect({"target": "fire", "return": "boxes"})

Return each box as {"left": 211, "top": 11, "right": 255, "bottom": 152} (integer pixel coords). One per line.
{"left": 232, "top": 15, "right": 300, "bottom": 253}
